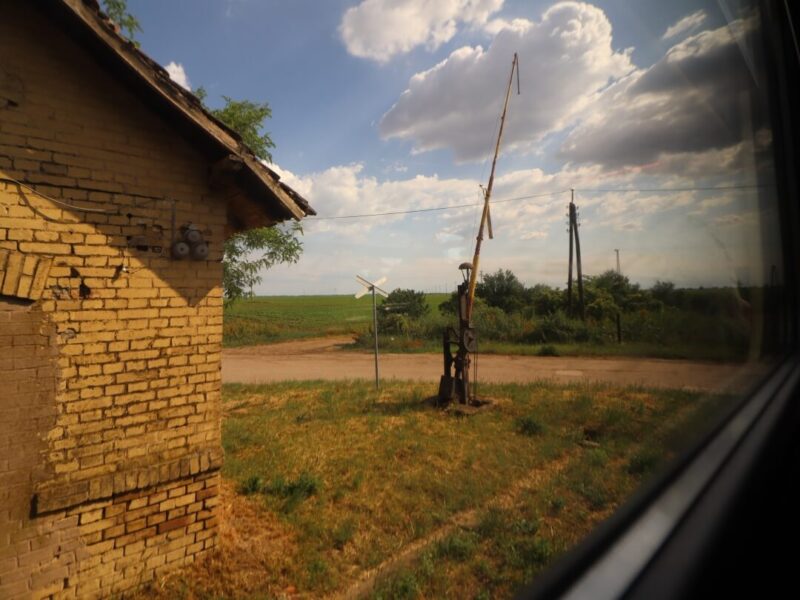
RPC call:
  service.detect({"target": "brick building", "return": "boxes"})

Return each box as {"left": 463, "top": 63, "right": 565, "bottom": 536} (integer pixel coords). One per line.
{"left": 0, "top": 1, "right": 314, "bottom": 597}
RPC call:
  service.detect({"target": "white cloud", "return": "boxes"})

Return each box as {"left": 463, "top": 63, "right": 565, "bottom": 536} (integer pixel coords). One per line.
{"left": 713, "top": 212, "right": 756, "bottom": 227}
{"left": 264, "top": 156, "right": 767, "bottom": 293}
{"left": 560, "top": 16, "right": 763, "bottom": 172}
{"left": 520, "top": 230, "right": 548, "bottom": 240}
{"left": 340, "top": 0, "right": 504, "bottom": 63}
{"left": 164, "top": 61, "right": 191, "bottom": 90}
{"left": 688, "top": 195, "right": 735, "bottom": 216}
{"left": 661, "top": 10, "right": 707, "bottom": 40}
{"left": 380, "top": 2, "right": 634, "bottom": 161}
{"left": 271, "top": 163, "right": 482, "bottom": 236}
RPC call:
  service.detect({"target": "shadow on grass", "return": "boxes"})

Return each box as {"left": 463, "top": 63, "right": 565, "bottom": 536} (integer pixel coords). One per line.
{"left": 362, "top": 397, "right": 440, "bottom": 417}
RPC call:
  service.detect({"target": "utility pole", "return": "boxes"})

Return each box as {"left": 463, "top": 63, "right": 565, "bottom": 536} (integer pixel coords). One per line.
{"left": 569, "top": 192, "right": 585, "bottom": 321}
{"left": 567, "top": 194, "right": 574, "bottom": 314}
{"left": 613, "top": 249, "right": 622, "bottom": 344}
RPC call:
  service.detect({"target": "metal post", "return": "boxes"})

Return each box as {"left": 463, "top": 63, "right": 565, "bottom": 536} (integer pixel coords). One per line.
{"left": 615, "top": 249, "right": 621, "bottom": 274}
{"left": 372, "top": 287, "right": 379, "bottom": 389}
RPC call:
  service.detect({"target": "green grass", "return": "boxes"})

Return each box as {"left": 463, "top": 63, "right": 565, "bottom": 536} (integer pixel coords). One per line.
{"left": 223, "top": 294, "right": 449, "bottom": 347}
{"left": 225, "top": 295, "right": 745, "bottom": 362}
{"left": 352, "top": 336, "right": 742, "bottom": 362}
{"left": 154, "top": 380, "right": 729, "bottom": 599}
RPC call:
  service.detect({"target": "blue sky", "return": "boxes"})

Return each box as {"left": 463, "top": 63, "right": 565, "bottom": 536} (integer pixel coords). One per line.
{"left": 129, "top": 0, "right": 771, "bottom": 295}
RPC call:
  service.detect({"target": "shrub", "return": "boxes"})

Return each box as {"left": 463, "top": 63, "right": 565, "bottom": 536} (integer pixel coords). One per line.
{"left": 476, "top": 269, "right": 527, "bottom": 314}
{"left": 239, "top": 475, "right": 263, "bottom": 495}
{"left": 332, "top": 518, "right": 357, "bottom": 549}
{"left": 264, "top": 472, "right": 321, "bottom": 512}
{"left": 435, "top": 531, "right": 478, "bottom": 561}
{"left": 380, "top": 289, "right": 429, "bottom": 319}
{"left": 537, "top": 344, "right": 559, "bottom": 356}
{"left": 516, "top": 415, "right": 544, "bottom": 436}
{"left": 472, "top": 304, "right": 525, "bottom": 342}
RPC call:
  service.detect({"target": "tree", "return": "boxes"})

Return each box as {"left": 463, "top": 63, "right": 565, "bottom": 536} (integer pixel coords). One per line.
{"left": 101, "top": 0, "right": 142, "bottom": 44}
{"left": 222, "top": 223, "right": 303, "bottom": 302}
{"left": 205, "top": 93, "right": 300, "bottom": 302}
{"left": 651, "top": 280, "right": 676, "bottom": 306}
{"left": 195, "top": 88, "right": 276, "bottom": 163}
{"left": 100, "top": 2, "right": 302, "bottom": 303}
{"left": 381, "top": 289, "right": 429, "bottom": 319}
{"left": 586, "top": 270, "right": 643, "bottom": 312}
{"left": 196, "top": 88, "right": 298, "bottom": 302}
{"left": 527, "top": 284, "right": 562, "bottom": 317}
{"left": 476, "top": 269, "right": 527, "bottom": 314}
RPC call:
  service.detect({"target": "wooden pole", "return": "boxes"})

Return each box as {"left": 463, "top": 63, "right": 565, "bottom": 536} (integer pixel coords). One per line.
{"left": 465, "top": 53, "right": 518, "bottom": 323}
{"left": 573, "top": 199, "right": 585, "bottom": 321}
{"left": 567, "top": 199, "right": 574, "bottom": 315}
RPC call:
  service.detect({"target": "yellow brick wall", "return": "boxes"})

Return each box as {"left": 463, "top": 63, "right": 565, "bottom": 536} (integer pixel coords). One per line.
{"left": 0, "top": 3, "right": 236, "bottom": 597}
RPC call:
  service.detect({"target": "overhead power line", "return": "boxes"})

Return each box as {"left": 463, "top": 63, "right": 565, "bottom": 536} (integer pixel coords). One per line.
{"left": 308, "top": 189, "right": 570, "bottom": 221}
{"left": 574, "top": 184, "right": 763, "bottom": 193}
{"left": 306, "top": 184, "right": 764, "bottom": 221}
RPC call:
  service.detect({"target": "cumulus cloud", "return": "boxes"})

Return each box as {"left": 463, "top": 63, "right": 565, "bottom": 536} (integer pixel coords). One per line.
{"left": 560, "top": 16, "right": 764, "bottom": 170}
{"left": 713, "top": 212, "right": 756, "bottom": 227}
{"left": 661, "top": 9, "right": 707, "bottom": 40}
{"left": 271, "top": 163, "right": 482, "bottom": 235}
{"left": 380, "top": 2, "right": 634, "bottom": 161}
{"left": 340, "top": 0, "right": 503, "bottom": 63}
{"left": 688, "top": 195, "right": 735, "bottom": 216}
{"left": 265, "top": 156, "right": 767, "bottom": 293}
{"left": 164, "top": 61, "right": 191, "bottom": 90}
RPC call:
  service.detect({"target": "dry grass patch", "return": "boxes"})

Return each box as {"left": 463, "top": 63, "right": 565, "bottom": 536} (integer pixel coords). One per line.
{"left": 141, "top": 380, "right": 728, "bottom": 599}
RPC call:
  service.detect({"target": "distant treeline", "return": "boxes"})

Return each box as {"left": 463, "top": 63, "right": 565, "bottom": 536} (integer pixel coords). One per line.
{"left": 363, "top": 269, "right": 761, "bottom": 359}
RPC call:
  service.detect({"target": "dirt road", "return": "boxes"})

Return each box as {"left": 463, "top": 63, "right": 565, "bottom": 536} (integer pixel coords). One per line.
{"left": 222, "top": 337, "right": 764, "bottom": 393}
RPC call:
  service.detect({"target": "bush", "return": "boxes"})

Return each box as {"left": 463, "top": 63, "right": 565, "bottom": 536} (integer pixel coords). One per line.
{"left": 239, "top": 475, "right": 263, "bottom": 495}
{"left": 516, "top": 415, "right": 544, "bottom": 436}
{"left": 472, "top": 304, "right": 526, "bottom": 342}
{"left": 264, "top": 472, "right": 321, "bottom": 512}
{"left": 527, "top": 284, "right": 564, "bottom": 317}
{"left": 476, "top": 269, "right": 527, "bottom": 314}
{"left": 524, "top": 311, "right": 598, "bottom": 344}
{"left": 435, "top": 531, "right": 478, "bottom": 561}
{"left": 378, "top": 288, "right": 430, "bottom": 334}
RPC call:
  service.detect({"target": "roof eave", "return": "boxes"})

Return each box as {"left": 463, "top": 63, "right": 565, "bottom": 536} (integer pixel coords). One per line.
{"left": 56, "top": 0, "right": 314, "bottom": 221}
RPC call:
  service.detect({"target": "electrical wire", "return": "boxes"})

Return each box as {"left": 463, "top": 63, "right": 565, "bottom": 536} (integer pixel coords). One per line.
{"left": 574, "top": 184, "right": 764, "bottom": 193}
{"left": 306, "top": 184, "right": 764, "bottom": 222}
{"left": 1, "top": 176, "right": 118, "bottom": 214}
{"left": 307, "top": 189, "right": 570, "bottom": 221}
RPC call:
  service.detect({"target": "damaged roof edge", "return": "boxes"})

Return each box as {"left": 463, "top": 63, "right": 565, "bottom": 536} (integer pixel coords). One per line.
{"left": 57, "top": 0, "right": 316, "bottom": 219}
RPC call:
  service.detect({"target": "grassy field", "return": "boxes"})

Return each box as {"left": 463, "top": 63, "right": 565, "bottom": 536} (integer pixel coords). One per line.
{"left": 354, "top": 337, "right": 745, "bottom": 362}
{"left": 224, "top": 295, "right": 746, "bottom": 362}
{"left": 142, "top": 380, "right": 725, "bottom": 599}
{"left": 223, "top": 294, "right": 449, "bottom": 347}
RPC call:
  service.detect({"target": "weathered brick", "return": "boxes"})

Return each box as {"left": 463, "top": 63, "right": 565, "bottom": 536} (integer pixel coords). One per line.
{"left": 0, "top": 5, "right": 238, "bottom": 597}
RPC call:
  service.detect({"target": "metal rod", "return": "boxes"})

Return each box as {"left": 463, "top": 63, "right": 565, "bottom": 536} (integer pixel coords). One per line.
{"left": 465, "top": 52, "right": 518, "bottom": 323}
{"left": 372, "top": 287, "right": 379, "bottom": 389}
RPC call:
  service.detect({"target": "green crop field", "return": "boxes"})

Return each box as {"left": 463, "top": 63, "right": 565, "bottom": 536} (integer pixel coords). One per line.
{"left": 223, "top": 294, "right": 450, "bottom": 347}
{"left": 224, "top": 292, "right": 748, "bottom": 362}
{"left": 141, "top": 380, "right": 727, "bottom": 600}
